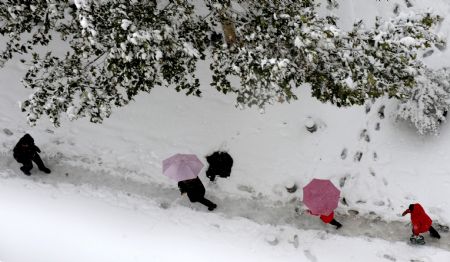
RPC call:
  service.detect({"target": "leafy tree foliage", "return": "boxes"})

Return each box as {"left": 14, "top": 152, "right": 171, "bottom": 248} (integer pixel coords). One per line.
{"left": 0, "top": 0, "right": 446, "bottom": 127}
{"left": 1, "top": 0, "right": 209, "bottom": 125}
{"left": 397, "top": 68, "right": 450, "bottom": 134}
{"left": 210, "top": 0, "right": 445, "bottom": 109}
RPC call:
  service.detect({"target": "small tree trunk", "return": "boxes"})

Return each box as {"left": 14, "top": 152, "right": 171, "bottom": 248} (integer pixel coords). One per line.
{"left": 284, "top": 180, "right": 297, "bottom": 193}
{"left": 304, "top": 118, "right": 317, "bottom": 133}
{"left": 221, "top": 19, "right": 237, "bottom": 45}
{"left": 220, "top": 8, "right": 237, "bottom": 46}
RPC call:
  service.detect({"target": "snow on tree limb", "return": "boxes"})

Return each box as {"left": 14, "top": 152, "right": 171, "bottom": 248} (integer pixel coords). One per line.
{"left": 0, "top": 0, "right": 446, "bottom": 130}
{"left": 397, "top": 68, "right": 450, "bottom": 135}
{"left": 1, "top": 0, "right": 209, "bottom": 126}
{"left": 210, "top": 1, "right": 445, "bottom": 109}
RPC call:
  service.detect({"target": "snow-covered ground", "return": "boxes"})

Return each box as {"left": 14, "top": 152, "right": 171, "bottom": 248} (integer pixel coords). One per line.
{"left": 1, "top": 0, "right": 450, "bottom": 261}
{"left": 1, "top": 175, "right": 448, "bottom": 262}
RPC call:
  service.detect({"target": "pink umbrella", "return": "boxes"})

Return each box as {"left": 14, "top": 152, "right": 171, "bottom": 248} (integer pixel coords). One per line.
{"left": 162, "top": 154, "right": 204, "bottom": 182}
{"left": 303, "top": 178, "right": 340, "bottom": 215}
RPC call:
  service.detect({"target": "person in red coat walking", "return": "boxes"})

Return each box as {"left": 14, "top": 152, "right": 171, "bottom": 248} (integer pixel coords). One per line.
{"left": 308, "top": 210, "right": 342, "bottom": 229}
{"left": 402, "top": 203, "right": 440, "bottom": 243}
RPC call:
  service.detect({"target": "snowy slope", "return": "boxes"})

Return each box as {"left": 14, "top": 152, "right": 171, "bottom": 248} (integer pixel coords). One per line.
{"left": 0, "top": 174, "right": 449, "bottom": 262}
{"left": 1, "top": 0, "right": 450, "bottom": 261}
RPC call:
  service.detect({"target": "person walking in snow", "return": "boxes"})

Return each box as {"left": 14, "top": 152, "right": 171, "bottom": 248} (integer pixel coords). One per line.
{"left": 205, "top": 151, "right": 233, "bottom": 182}
{"left": 13, "top": 134, "right": 51, "bottom": 176}
{"left": 307, "top": 210, "right": 342, "bottom": 229}
{"left": 178, "top": 176, "right": 217, "bottom": 211}
{"left": 303, "top": 178, "right": 342, "bottom": 229}
{"left": 402, "top": 203, "right": 440, "bottom": 244}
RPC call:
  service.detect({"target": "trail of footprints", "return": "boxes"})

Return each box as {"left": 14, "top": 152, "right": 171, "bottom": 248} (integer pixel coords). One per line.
{"left": 341, "top": 104, "right": 384, "bottom": 163}
{"left": 340, "top": 104, "right": 384, "bottom": 163}
{"left": 339, "top": 103, "right": 386, "bottom": 212}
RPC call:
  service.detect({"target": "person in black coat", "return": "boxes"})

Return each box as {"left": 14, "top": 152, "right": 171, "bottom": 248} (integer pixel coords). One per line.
{"left": 205, "top": 151, "right": 233, "bottom": 182}
{"left": 13, "top": 134, "right": 51, "bottom": 175}
{"left": 178, "top": 177, "right": 217, "bottom": 211}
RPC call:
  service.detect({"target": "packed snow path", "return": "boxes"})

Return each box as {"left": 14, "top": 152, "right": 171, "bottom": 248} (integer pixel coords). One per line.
{"left": 0, "top": 153, "right": 448, "bottom": 251}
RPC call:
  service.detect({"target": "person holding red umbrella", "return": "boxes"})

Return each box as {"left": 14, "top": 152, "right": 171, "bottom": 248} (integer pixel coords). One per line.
{"left": 303, "top": 178, "right": 343, "bottom": 229}
{"left": 402, "top": 203, "right": 440, "bottom": 244}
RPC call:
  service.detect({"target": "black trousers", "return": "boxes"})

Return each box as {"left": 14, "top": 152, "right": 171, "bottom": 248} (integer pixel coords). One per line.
{"left": 197, "top": 197, "right": 216, "bottom": 209}
{"left": 411, "top": 226, "right": 441, "bottom": 239}
{"left": 19, "top": 154, "right": 47, "bottom": 172}
{"left": 330, "top": 219, "right": 342, "bottom": 228}
{"left": 429, "top": 226, "right": 441, "bottom": 239}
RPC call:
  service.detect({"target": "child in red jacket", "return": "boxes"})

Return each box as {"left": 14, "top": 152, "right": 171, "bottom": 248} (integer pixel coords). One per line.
{"left": 308, "top": 210, "right": 342, "bottom": 229}
{"left": 402, "top": 203, "right": 440, "bottom": 243}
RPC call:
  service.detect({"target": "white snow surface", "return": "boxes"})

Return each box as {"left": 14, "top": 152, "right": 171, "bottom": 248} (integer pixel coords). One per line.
{"left": 1, "top": 0, "right": 450, "bottom": 261}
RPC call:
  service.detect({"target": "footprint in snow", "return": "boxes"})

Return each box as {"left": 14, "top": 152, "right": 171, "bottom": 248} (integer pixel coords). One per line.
{"left": 378, "top": 105, "right": 385, "bottom": 119}
{"left": 159, "top": 202, "right": 170, "bottom": 209}
{"left": 423, "top": 49, "right": 434, "bottom": 58}
{"left": 288, "top": 234, "right": 299, "bottom": 248}
{"left": 348, "top": 209, "right": 359, "bottom": 216}
{"left": 404, "top": 0, "right": 413, "bottom": 8}
{"left": 2, "top": 128, "right": 13, "bottom": 136}
{"left": 52, "top": 139, "right": 64, "bottom": 145}
{"left": 340, "top": 148, "right": 348, "bottom": 160}
{"left": 303, "top": 250, "right": 317, "bottom": 262}
{"left": 383, "top": 254, "right": 396, "bottom": 261}
{"left": 354, "top": 151, "right": 363, "bottom": 162}
{"left": 339, "top": 174, "right": 349, "bottom": 188}
{"left": 365, "top": 103, "right": 371, "bottom": 114}
{"left": 237, "top": 184, "right": 255, "bottom": 194}
{"left": 436, "top": 224, "right": 450, "bottom": 233}
{"left": 375, "top": 122, "right": 380, "bottom": 131}
{"left": 369, "top": 167, "right": 376, "bottom": 177}
{"left": 359, "top": 129, "right": 370, "bottom": 142}
{"left": 373, "top": 200, "right": 385, "bottom": 207}
{"left": 265, "top": 235, "right": 279, "bottom": 246}
{"left": 393, "top": 4, "right": 400, "bottom": 15}
{"left": 373, "top": 152, "right": 378, "bottom": 161}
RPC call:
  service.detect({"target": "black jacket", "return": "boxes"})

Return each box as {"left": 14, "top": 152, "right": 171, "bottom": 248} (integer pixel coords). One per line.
{"left": 206, "top": 151, "right": 233, "bottom": 181}
{"left": 178, "top": 177, "right": 205, "bottom": 202}
{"left": 13, "top": 134, "right": 40, "bottom": 162}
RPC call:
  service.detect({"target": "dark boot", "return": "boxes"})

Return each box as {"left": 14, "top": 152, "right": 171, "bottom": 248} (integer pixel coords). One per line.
{"left": 429, "top": 226, "right": 441, "bottom": 239}
{"left": 20, "top": 166, "right": 31, "bottom": 176}
{"left": 39, "top": 167, "right": 51, "bottom": 174}
{"left": 19, "top": 160, "right": 33, "bottom": 175}
{"left": 198, "top": 197, "right": 217, "bottom": 211}
{"left": 410, "top": 234, "right": 425, "bottom": 245}
{"left": 208, "top": 203, "right": 217, "bottom": 211}
{"left": 330, "top": 219, "right": 342, "bottom": 229}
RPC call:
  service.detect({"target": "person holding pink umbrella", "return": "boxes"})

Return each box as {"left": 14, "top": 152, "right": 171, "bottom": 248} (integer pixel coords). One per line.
{"left": 178, "top": 177, "right": 217, "bottom": 211}
{"left": 163, "top": 153, "right": 217, "bottom": 211}
{"left": 303, "top": 178, "right": 343, "bottom": 229}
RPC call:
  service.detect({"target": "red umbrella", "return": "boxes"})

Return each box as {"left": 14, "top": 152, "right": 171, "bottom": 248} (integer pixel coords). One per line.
{"left": 303, "top": 178, "right": 340, "bottom": 215}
